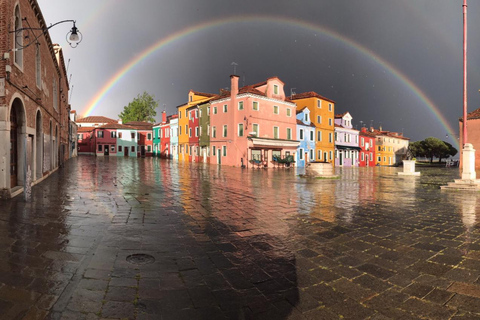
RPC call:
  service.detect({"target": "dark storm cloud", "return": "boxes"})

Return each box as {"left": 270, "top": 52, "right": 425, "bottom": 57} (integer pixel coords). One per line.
{"left": 38, "top": 0, "right": 480, "bottom": 145}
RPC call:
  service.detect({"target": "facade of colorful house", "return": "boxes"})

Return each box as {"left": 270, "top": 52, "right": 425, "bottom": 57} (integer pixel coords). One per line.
{"left": 209, "top": 75, "right": 299, "bottom": 167}
{"left": 295, "top": 108, "right": 316, "bottom": 167}
{"left": 359, "top": 128, "right": 376, "bottom": 167}
{"left": 177, "top": 91, "right": 215, "bottom": 162}
{"left": 94, "top": 125, "right": 119, "bottom": 156}
{"left": 170, "top": 116, "right": 179, "bottom": 161}
{"left": 373, "top": 128, "right": 409, "bottom": 166}
{"left": 160, "top": 118, "right": 171, "bottom": 159}
{"left": 152, "top": 123, "right": 161, "bottom": 157}
{"left": 198, "top": 102, "right": 211, "bottom": 163}
{"left": 116, "top": 127, "right": 138, "bottom": 157}
{"left": 125, "top": 121, "right": 153, "bottom": 157}
{"left": 334, "top": 112, "right": 360, "bottom": 167}
{"left": 77, "top": 127, "right": 96, "bottom": 155}
{"left": 187, "top": 105, "right": 200, "bottom": 162}
{"left": 290, "top": 92, "right": 335, "bottom": 163}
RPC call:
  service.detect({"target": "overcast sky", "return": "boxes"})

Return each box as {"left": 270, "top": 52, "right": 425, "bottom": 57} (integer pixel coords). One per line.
{"left": 37, "top": 0, "right": 480, "bottom": 147}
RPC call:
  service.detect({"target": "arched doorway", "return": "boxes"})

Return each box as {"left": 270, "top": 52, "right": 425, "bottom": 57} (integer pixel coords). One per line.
{"left": 35, "top": 111, "right": 43, "bottom": 180}
{"left": 10, "top": 98, "right": 25, "bottom": 188}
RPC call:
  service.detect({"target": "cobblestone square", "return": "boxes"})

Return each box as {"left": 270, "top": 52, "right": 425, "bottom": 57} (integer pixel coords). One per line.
{"left": 1, "top": 156, "right": 480, "bottom": 319}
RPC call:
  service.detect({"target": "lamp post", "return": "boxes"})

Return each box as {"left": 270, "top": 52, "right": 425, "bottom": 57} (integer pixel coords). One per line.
{"left": 463, "top": 0, "right": 468, "bottom": 145}
{"left": 11, "top": 19, "right": 83, "bottom": 50}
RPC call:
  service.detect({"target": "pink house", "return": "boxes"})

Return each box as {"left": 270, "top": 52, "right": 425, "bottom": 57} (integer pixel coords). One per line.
{"left": 94, "top": 124, "right": 119, "bottom": 156}
{"left": 209, "top": 76, "right": 299, "bottom": 167}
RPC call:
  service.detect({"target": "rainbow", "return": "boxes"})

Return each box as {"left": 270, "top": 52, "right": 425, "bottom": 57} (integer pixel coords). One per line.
{"left": 83, "top": 15, "right": 459, "bottom": 149}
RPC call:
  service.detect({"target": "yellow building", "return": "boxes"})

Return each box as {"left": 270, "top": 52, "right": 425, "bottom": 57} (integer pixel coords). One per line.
{"left": 177, "top": 91, "right": 215, "bottom": 162}
{"left": 290, "top": 92, "right": 335, "bottom": 163}
{"left": 374, "top": 128, "right": 409, "bottom": 166}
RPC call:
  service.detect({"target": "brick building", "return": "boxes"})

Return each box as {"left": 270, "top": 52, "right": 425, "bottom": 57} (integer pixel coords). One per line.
{"left": 0, "top": 0, "right": 73, "bottom": 198}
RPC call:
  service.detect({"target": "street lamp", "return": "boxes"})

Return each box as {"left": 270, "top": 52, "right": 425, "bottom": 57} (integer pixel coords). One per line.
{"left": 10, "top": 19, "right": 83, "bottom": 50}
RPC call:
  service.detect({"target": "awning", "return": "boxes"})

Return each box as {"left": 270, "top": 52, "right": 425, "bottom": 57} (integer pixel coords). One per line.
{"left": 248, "top": 136, "right": 300, "bottom": 148}
{"left": 336, "top": 145, "right": 362, "bottom": 151}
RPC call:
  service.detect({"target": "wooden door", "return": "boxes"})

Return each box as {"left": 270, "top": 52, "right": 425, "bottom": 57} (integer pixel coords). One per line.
{"left": 10, "top": 108, "right": 17, "bottom": 187}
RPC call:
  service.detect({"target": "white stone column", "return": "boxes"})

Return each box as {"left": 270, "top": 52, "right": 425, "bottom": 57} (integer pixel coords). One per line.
{"left": 461, "top": 143, "right": 476, "bottom": 180}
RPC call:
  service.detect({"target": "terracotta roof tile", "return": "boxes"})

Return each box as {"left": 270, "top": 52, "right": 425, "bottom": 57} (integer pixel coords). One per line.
{"left": 464, "top": 107, "right": 480, "bottom": 121}
{"left": 77, "top": 116, "right": 117, "bottom": 123}
{"left": 289, "top": 91, "right": 335, "bottom": 103}
{"left": 77, "top": 127, "right": 94, "bottom": 133}
{"left": 98, "top": 123, "right": 135, "bottom": 130}
{"left": 191, "top": 91, "right": 216, "bottom": 97}
{"left": 124, "top": 121, "right": 154, "bottom": 130}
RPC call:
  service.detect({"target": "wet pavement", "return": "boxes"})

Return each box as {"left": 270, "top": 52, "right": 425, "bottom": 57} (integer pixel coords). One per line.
{"left": 0, "top": 156, "right": 480, "bottom": 319}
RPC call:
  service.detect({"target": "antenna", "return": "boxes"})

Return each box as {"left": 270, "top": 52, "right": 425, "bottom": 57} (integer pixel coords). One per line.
{"left": 290, "top": 88, "right": 296, "bottom": 97}
{"left": 68, "top": 74, "right": 72, "bottom": 86}
{"left": 69, "top": 84, "right": 74, "bottom": 103}
{"left": 359, "top": 120, "right": 364, "bottom": 129}
{"left": 66, "top": 58, "right": 71, "bottom": 74}
{"left": 231, "top": 62, "right": 238, "bottom": 75}
{"left": 370, "top": 120, "right": 374, "bottom": 128}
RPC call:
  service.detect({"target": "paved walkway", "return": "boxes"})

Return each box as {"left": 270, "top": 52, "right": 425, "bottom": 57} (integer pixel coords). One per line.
{"left": 0, "top": 156, "right": 479, "bottom": 319}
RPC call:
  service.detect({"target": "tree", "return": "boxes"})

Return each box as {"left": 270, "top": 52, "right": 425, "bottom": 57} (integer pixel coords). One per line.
{"left": 421, "top": 137, "right": 446, "bottom": 163}
{"left": 408, "top": 141, "right": 425, "bottom": 158}
{"left": 119, "top": 92, "right": 158, "bottom": 123}
{"left": 437, "top": 141, "right": 458, "bottom": 163}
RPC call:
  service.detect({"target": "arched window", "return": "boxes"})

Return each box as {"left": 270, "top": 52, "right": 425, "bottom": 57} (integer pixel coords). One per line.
{"left": 14, "top": 5, "right": 23, "bottom": 67}
{"left": 36, "top": 45, "right": 41, "bottom": 88}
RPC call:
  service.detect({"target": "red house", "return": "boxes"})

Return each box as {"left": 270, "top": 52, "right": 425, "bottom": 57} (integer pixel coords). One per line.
{"left": 160, "top": 116, "right": 171, "bottom": 159}
{"left": 125, "top": 121, "right": 154, "bottom": 157}
{"left": 187, "top": 105, "right": 200, "bottom": 162}
{"left": 77, "top": 127, "right": 95, "bottom": 155}
{"left": 359, "top": 127, "right": 376, "bottom": 167}
{"left": 94, "top": 124, "right": 120, "bottom": 156}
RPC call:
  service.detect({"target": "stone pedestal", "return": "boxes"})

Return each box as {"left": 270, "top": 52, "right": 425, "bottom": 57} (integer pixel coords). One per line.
{"left": 441, "top": 143, "right": 480, "bottom": 190}
{"left": 305, "top": 162, "right": 338, "bottom": 178}
{"left": 398, "top": 160, "right": 420, "bottom": 176}
{"left": 462, "top": 143, "right": 476, "bottom": 180}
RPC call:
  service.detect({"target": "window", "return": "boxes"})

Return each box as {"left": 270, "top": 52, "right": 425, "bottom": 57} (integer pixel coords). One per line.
{"left": 213, "top": 107, "right": 218, "bottom": 114}
{"left": 212, "top": 126, "right": 216, "bottom": 138}
{"left": 195, "top": 110, "right": 198, "bottom": 118}
{"left": 98, "top": 145, "right": 102, "bottom": 152}
{"left": 111, "top": 145, "right": 115, "bottom": 152}
{"left": 213, "top": 146, "right": 216, "bottom": 156}
{"left": 199, "top": 109, "right": 202, "bottom": 118}
{"left": 223, "top": 125, "right": 227, "bottom": 137}
{"left": 130, "top": 146, "right": 134, "bottom": 153}
{"left": 14, "top": 6, "right": 23, "bottom": 67}
{"left": 36, "top": 45, "right": 41, "bottom": 88}
{"left": 286, "top": 108, "right": 291, "bottom": 117}
{"left": 223, "top": 104, "right": 227, "bottom": 113}
{"left": 310, "top": 131, "right": 314, "bottom": 141}
{"left": 97, "top": 131, "right": 104, "bottom": 138}
{"left": 179, "top": 126, "right": 182, "bottom": 135}
{"left": 361, "top": 137, "right": 364, "bottom": 147}
{"left": 273, "top": 127, "right": 279, "bottom": 139}
{"left": 318, "top": 150, "right": 322, "bottom": 160}
{"left": 317, "top": 100, "right": 321, "bottom": 108}
{"left": 148, "top": 133, "right": 152, "bottom": 140}
{"left": 329, "top": 151, "right": 333, "bottom": 160}
{"left": 238, "top": 123, "right": 244, "bottom": 137}
{"left": 53, "top": 79, "right": 58, "bottom": 111}
{"left": 329, "top": 133, "right": 333, "bottom": 143}
{"left": 317, "top": 131, "right": 322, "bottom": 141}
{"left": 199, "top": 126, "right": 202, "bottom": 136}
{"left": 223, "top": 146, "right": 227, "bottom": 156}
{"left": 118, "top": 132, "right": 122, "bottom": 139}
{"left": 111, "top": 131, "right": 116, "bottom": 138}
{"left": 304, "top": 114, "right": 308, "bottom": 122}
{"left": 329, "top": 118, "right": 332, "bottom": 126}
{"left": 185, "top": 110, "right": 188, "bottom": 118}
{"left": 253, "top": 124, "right": 259, "bottom": 136}
{"left": 189, "top": 128, "right": 192, "bottom": 137}
{"left": 195, "top": 127, "right": 199, "bottom": 137}
{"left": 179, "top": 111, "right": 182, "bottom": 119}
{"left": 131, "top": 132, "right": 135, "bottom": 139}
{"left": 329, "top": 104, "right": 332, "bottom": 111}
{"left": 299, "top": 129, "right": 304, "bottom": 140}
{"left": 238, "top": 101, "right": 244, "bottom": 110}
{"left": 274, "top": 106, "right": 279, "bottom": 114}
{"left": 370, "top": 153, "right": 373, "bottom": 161}
{"left": 299, "top": 149, "right": 304, "bottom": 160}
{"left": 287, "top": 128, "right": 292, "bottom": 140}
{"left": 118, "top": 146, "right": 122, "bottom": 152}
{"left": 253, "top": 101, "right": 259, "bottom": 111}
{"left": 274, "top": 84, "right": 279, "bottom": 94}
{"left": 310, "top": 150, "right": 314, "bottom": 160}
{"left": 207, "top": 107, "right": 210, "bottom": 114}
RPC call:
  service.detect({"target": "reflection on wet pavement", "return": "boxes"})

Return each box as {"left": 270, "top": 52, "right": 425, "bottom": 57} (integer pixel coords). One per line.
{"left": 0, "top": 157, "right": 479, "bottom": 319}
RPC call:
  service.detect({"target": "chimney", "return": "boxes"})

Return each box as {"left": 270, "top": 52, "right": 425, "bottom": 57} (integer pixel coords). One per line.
{"left": 118, "top": 119, "right": 123, "bottom": 124}
{"left": 162, "top": 110, "right": 166, "bottom": 123}
{"left": 230, "top": 75, "right": 239, "bottom": 99}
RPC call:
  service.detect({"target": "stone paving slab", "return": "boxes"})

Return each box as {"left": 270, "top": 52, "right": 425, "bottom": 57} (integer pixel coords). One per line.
{"left": 0, "top": 157, "right": 479, "bottom": 319}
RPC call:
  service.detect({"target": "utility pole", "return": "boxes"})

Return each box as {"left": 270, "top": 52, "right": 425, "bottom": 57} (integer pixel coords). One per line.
{"left": 463, "top": 0, "right": 468, "bottom": 145}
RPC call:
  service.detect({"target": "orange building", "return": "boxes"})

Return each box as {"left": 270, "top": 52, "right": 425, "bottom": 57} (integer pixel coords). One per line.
{"left": 290, "top": 92, "right": 335, "bottom": 163}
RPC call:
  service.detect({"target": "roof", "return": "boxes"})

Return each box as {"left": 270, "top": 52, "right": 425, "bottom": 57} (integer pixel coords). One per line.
{"left": 296, "top": 119, "right": 316, "bottom": 128}
{"left": 77, "top": 127, "right": 94, "bottom": 133}
{"left": 77, "top": 116, "right": 117, "bottom": 123}
{"left": 296, "top": 106, "right": 308, "bottom": 113}
{"left": 97, "top": 123, "right": 134, "bottom": 130}
{"left": 190, "top": 91, "right": 216, "bottom": 98}
{"left": 124, "top": 121, "right": 154, "bottom": 130}
{"left": 335, "top": 112, "right": 349, "bottom": 118}
{"left": 461, "top": 107, "right": 480, "bottom": 121}
{"left": 289, "top": 91, "right": 335, "bottom": 103}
